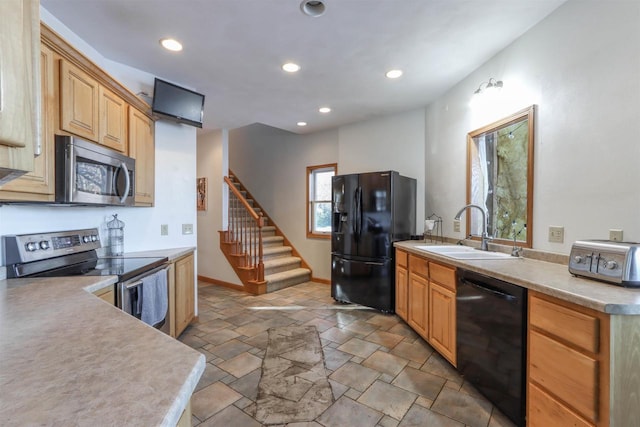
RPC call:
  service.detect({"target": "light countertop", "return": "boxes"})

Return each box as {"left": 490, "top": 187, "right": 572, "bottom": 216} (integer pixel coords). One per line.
{"left": 0, "top": 273, "right": 204, "bottom": 426}
{"left": 123, "top": 247, "right": 195, "bottom": 262}
{"left": 395, "top": 240, "right": 640, "bottom": 315}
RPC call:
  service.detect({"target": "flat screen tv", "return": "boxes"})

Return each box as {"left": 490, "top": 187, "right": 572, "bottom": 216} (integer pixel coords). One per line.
{"left": 151, "top": 78, "right": 205, "bottom": 128}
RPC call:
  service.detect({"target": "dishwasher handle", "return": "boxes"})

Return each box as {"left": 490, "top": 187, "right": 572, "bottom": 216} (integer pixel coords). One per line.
{"left": 465, "top": 279, "right": 517, "bottom": 301}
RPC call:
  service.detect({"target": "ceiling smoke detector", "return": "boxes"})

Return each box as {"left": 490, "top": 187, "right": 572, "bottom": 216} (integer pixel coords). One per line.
{"left": 300, "top": 0, "right": 326, "bottom": 17}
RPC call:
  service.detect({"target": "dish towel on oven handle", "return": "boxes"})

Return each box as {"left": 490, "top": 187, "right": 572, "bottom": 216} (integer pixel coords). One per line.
{"left": 140, "top": 269, "right": 168, "bottom": 327}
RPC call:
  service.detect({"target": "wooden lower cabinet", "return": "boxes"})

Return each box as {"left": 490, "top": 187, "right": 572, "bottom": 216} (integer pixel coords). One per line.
{"left": 400, "top": 250, "right": 457, "bottom": 366}
{"left": 528, "top": 291, "right": 609, "bottom": 426}
{"left": 408, "top": 273, "right": 429, "bottom": 339}
{"left": 428, "top": 281, "right": 456, "bottom": 365}
{"left": 174, "top": 253, "right": 195, "bottom": 337}
{"left": 92, "top": 285, "right": 115, "bottom": 305}
{"left": 395, "top": 250, "right": 408, "bottom": 321}
{"left": 176, "top": 400, "right": 192, "bottom": 427}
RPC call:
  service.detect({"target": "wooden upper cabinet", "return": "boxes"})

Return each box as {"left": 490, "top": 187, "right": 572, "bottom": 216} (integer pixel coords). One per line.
{"left": 60, "top": 60, "right": 100, "bottom": 142}
{"left": 99, "top": 86, "right": 128, "bottom": 153}
{"left": 128, "top": 107, "right": 154, "bottom": 206}
{"left": 0, "top": 40, "right": 55, "bottom": 200}
{"left": 0, "top": 0, "right": 39, "bottom": 184}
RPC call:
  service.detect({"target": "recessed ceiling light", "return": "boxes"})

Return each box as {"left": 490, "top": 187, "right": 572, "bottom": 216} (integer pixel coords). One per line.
{"left": 319, "top": 107, "right": 331, "bottom": 113}
{"left": 386, "top": 69, "right": 403, "bottom": 79}
{"left": 160, "top": 38, "right": 183, "bottom": 52}
{"left": 282, "top": 62, "right": 301, "bottom": 73}
{"left": 297, "top": 121, "right": 308, "bottom": 127}
{"left": 300, "top": 0, "right": 326, "bottom": 17}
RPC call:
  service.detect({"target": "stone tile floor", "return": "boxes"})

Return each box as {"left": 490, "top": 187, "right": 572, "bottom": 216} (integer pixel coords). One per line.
{"left": 180, "top": 281, "right": 516, "bottom": 427}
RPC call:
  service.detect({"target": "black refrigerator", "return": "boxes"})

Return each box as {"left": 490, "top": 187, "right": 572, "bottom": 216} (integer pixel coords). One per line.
{"left": 331, "top": 171, "right": 416, "bottom": 312}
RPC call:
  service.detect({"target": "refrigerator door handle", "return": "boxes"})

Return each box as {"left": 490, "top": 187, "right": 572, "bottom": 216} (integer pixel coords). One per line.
{"left": 356, "top": 186, "right": 363, "bottom": 237}
{"left": 352, "top": 188, "right": 358, "bottom": 238}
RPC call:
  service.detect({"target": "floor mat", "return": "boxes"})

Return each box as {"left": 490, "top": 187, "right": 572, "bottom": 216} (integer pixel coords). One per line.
{"left": 255, "top": 325, "right": 334, "bottom": 424}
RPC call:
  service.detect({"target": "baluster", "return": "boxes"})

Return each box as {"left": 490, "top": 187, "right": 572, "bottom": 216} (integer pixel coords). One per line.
{"left": 257, "top": 213, "right": 264, "bottom": 282}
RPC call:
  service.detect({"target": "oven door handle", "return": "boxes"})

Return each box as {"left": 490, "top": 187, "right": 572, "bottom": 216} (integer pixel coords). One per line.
{"left": 119, "top": 161, "right": 131, "bottom": 204}
{"left": 122, "top": 264, "right": 170, "bottom": 289}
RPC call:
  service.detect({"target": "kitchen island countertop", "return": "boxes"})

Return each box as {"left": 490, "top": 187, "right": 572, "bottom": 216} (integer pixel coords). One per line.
{"left": 395, "top": 240, "right": 640, "bottom": 314}
{"left": 0, "top": 274, "right": 204, "bottom": 426}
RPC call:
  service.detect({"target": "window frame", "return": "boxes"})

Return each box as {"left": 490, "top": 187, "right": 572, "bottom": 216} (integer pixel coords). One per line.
{"left": 306, "top": 163, "right": 337, "bottom": 239}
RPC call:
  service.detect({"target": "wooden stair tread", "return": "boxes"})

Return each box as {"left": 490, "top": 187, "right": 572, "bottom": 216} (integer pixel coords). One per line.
{"left": 265, "top": 267, "right": 311, "bottom": 283}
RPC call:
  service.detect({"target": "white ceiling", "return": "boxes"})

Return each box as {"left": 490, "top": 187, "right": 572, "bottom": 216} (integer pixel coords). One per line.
{"left": 41, "top": 0, "right": 565, "bottom": 134}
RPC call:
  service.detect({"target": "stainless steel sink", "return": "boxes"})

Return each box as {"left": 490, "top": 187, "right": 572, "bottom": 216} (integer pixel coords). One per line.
{"left": 414, "top": 245, "right": 516, "bottom": 260}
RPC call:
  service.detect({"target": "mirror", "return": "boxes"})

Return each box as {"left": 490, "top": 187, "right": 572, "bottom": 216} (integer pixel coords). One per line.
{"left": 467, "top": 105, "right": 535, "bottom": 247}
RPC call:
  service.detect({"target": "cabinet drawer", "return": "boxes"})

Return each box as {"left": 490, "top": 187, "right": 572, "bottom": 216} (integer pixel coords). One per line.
{"left": 530, "top": 294, "right": 599, "bottom": 353}
{"left": 429, "top": 262, "right": 456, "bottom": 291}
{"left": 396, "top": 250, "right": 408, "bottom": 268}
{"left": 409, "top": 254, "right": 429, "bottom": 278}
{"left": 529, "top": 330, "right": 598, "bottom": 422}
{"left": 529, "top": 383, "right": 594, "bottom": 427}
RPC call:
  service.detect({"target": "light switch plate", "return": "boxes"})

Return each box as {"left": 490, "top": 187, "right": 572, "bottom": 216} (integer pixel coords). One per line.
{"left": 610, "top": 229, "right": 623, "bottom": 242}
{"left": 548, "top": 226, "right": 564, "bottom": 243}
{"left": 453, "top": 220, "right": 461, "bottom": 233}
{"left": 182, "top": 224, "right": 193, "bottom": 235}
{"left": 160, "top": 224, "right": 168, "bottom": 236}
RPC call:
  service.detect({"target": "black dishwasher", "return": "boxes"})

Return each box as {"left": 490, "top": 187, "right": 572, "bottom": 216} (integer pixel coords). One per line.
{"left": 456, "top": 269, "right": 527, "bottom": 427}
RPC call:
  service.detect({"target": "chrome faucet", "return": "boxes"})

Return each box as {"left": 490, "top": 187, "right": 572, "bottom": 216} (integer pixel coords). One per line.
{"left": 454, "top": 204, "right": 490, "bottom": 251}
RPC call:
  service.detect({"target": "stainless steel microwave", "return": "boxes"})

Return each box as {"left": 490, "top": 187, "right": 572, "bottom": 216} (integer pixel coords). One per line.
{"left": 55, "top": 135, "right": 135, "bottom": 206}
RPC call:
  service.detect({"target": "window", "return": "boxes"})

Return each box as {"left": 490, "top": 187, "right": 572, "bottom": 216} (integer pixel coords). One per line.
{"left": 307, "top": 163, "right": 337, "bottom": 238}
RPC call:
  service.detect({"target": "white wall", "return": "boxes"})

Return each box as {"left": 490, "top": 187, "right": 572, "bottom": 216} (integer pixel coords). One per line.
{"left": 338, "top": 108, "right": 426, "bottom": 234}
{"left": 196, "top": 129, "right": 240, "bottom": 285}
{"left": 229, "top": 124, "right": 339, "bottom": 280}
{"left": 425, "top": 0, "right": 640, "bottom": 254}
{"left": 0, "top": 8, "right": 198, "bottom": 266}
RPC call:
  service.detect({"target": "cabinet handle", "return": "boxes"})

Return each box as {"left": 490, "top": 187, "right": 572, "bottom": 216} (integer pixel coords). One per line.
{"left": 467, "top": 281, "right": 517, "bottom": 301}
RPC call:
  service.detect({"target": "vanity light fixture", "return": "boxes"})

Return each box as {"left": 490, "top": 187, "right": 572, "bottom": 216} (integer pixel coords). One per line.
{"left": 297, "top": 121, "right": 308, "bottom": 127}
{"left": 385, "top": 69, "right": 403, "bottom": 79}
{"left": 473, "top": 78, "right": 503, "bottom": 95}
{"left": 282, "top": 62, "right": 301, "bottom": 73}
{"left": 319, "top": 107, "right": 331, "bottom": 113}
{"left": 160, "top": 38, "right": 183, "bottom": 52}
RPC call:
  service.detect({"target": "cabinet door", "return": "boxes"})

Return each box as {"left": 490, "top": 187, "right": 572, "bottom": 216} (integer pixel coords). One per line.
{"left": 60, "top": 60, "right": 99, "bottom": 142}
{"left": 429, "top": 281, "right": 456, "bottom": 366}
{"left": 175, "top": 254, "right": 195, "bottom": 337}
{"left": 0, "top": 0, "right": 38, "bottom": 183}
{"left": 396, "top": 266, "right": 408, "bottom": 321}
{"left": 408, "top": 273, "right": 428, "bottom": 339}
{"left": 99, "top": 86, "right": 128, "bottom": 153}
{"left": 0, "top": 41, "right": 54, "bottom": 200}
{"left": 128, "top": 107, "right": 154, "bottom": 206}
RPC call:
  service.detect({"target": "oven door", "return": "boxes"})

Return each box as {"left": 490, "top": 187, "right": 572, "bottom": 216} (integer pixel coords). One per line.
{"left": 55, "top": 135, "right": 135, "bottom": 206}
{"left": 117, "top": 264, "right": 171, "bottom": 335}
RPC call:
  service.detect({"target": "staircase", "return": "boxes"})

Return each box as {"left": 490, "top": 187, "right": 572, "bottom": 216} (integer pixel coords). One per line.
{"left": 219, "top": 172, "right": 312, "bottom": 294}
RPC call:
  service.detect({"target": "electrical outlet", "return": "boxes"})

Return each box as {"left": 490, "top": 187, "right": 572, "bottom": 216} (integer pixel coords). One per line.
{"left": 182, "top": 223, "right": 193, "bottom": 235}
{"left": 160, "top": 224, "right": 168, "bottom": 236}
{"left": 610, "top": 229, "right": 623, "bottom": 242}
{"left": 453, "top": 220, "right": 461, "bottom": 233}
{"left": 548, "top": 226, "right": 564, "bottom": 243}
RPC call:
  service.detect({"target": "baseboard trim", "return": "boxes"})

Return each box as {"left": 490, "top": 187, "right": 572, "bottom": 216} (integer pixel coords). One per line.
{"left": 311, "top": 277, "right": 331, "bottom": 285}
{"left": 197, "top": 275, "right": 245, "bottom": 291}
